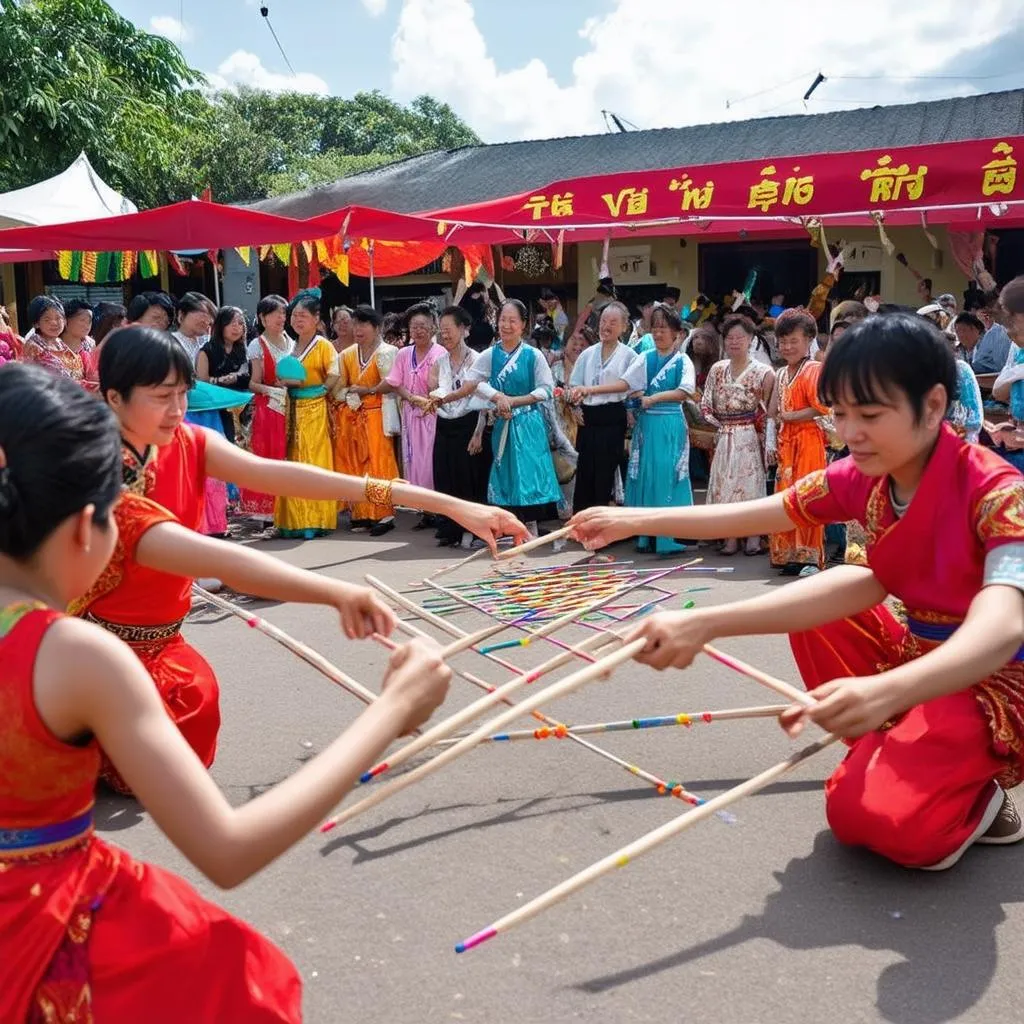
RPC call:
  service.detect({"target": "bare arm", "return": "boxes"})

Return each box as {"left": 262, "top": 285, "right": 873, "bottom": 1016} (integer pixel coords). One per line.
{"left": 196, "top": 350, "right": 211, "bottom": 383}
{"left": 249, "top": 355, "right": 265, "bottom": 393}
{"left": 787, "top": 584, "right": 1024, "bottom": 738}
{"left": 202, "top": 428, "right": 529, "bottom": 551}
{"left": 135, "top": 521, "right": 392, "bottom": 637}
{"left": 569, "top": 491, "right": 795, "bottom": 550}
{"left": 767, "top": 373, "right": 781, "bottom": 418}
{"left": 36, "top": 619, "right": 450, "bottom": 889}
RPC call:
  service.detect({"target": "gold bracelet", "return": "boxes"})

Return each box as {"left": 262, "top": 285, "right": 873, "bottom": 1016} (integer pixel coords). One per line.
{"left": 364, "top": 475, "right": 394, "bottom": 508}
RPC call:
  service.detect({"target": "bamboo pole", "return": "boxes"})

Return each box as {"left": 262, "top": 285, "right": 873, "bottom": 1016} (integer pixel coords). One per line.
{"left": 454, "top": 734, "right": 841, "bottom": 952}
{"left": 320, "top": 639, "right": 647, "bottom": 833}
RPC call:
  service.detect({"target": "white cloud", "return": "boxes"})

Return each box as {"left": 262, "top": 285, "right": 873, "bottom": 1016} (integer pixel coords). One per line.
{"left": 389, "top": 0, "right": 1023, "bottom": 142}
{"left": 361, "top": 0, "right": 388, "bottom": 14}
{"left": 149, "top": 14, "right": 192, "bottom": 42}
{"left": 206, "top": 50, "right": 330, "bottom": 95}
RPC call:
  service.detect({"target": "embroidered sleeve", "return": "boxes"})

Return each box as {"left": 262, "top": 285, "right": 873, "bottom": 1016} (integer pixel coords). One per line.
{"left": 984, "top": 543, "right": 1024, "bottom": 592}
{"left": 69, "top": 494, "right": 176, "bottom": 615}
{"left": 781, "top": 467, "right": 851, "bottom": 529}
{"left": 975, "top": 481, "right": 1024, "bottom": 552}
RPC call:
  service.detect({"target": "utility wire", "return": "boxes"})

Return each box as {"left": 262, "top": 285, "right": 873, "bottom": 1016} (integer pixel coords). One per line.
{"left": 259, "top": 5, "right": 296, "bottom": 75}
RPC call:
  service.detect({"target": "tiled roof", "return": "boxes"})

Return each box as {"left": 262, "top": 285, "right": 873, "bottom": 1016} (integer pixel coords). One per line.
{"left": 251, "top": 89, "right": 1024, "bottom": 218}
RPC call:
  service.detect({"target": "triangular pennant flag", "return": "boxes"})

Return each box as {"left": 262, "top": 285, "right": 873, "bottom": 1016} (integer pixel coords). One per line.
{"left": 301, "top": 240, "right": 313, "bottom": 263}
{"left": 235, "top": 246, "right": 251, "bottom": 266}
{"left": 272, "top": 243, "right": 292, "bottom": 266}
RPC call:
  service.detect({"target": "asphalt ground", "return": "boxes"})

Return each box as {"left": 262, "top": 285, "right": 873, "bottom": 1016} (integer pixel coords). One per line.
{"left": 100, "top": 520, "right": 1024, "bottom": 1024}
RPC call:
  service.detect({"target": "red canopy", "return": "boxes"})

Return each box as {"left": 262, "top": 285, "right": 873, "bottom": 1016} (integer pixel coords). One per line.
{"left": 427, "top": 136, "right": 1024, "bottom": 232}
{"left": 0, "top": 199, "right": 466, "bottom": 251}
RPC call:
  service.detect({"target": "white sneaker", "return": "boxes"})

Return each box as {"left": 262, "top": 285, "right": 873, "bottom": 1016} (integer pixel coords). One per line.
{"left": 460, "top": 532, "right": 474, "bottom": 550}
{"left": 196, "top": 578, "right": 223, "bottom": 593}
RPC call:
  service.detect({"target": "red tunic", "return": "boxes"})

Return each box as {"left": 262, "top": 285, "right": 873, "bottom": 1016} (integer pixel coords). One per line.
{"left": 0, "top": 603, "right": 301, "bottom": 1023}
{"left": 782, "top": 424, "right": 1024, "bottom": 866}
{"left": 71, "top": 490, "right": 220, "bottom": 792}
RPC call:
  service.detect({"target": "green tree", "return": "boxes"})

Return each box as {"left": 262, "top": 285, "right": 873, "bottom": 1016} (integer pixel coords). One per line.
{"left": 187, "top": 88, "right": 481, "bottom": 204}
{"left": 0, "top": 0, "right": 204, "bottom": 205}
{"left": 0, "top": 1, "right": 481, "bottom": 207}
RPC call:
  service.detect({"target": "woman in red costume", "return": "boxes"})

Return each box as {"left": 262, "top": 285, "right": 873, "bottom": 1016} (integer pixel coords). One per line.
{"left": 570, "top": 309, "right": 1024, "bottom": 872}
{"left": 80, "top": 327, "right": 526, "bottom": 791}
{"left": 0, "top": 362, "right": 452, "bottom": 1022}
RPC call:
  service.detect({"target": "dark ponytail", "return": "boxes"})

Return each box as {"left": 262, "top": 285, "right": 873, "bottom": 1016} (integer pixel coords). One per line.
{"left": 0, "top": 363, "right": 122, "bottom": 560}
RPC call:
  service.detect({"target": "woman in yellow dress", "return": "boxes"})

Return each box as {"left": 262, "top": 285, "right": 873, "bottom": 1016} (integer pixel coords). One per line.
{"left": 333, "top": 305, "right": 401, "bottom": 536}
{"left": 276, "top": 293, "right": 340, "bottom": 538}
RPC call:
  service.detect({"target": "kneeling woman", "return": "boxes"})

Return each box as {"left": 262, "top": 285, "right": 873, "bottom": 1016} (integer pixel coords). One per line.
{"left": 0, "top": 362, "right": 452, "bottom": 1021}
{"left": 86, "top": 328, "right": 527, "bottom": 787}
{"left": 571, "top": 313, "right": 1024, "bottom": 872}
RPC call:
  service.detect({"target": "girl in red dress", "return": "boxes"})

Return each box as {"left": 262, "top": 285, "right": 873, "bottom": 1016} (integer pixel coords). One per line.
{"left": 0, "top": 362, "right": 452, "bottom": 1022}
{"left": 570, "top": 311, "right": 1024, "bottom": 872}
{"left": 86, "top": 327, "right": 529, "bottom": 789}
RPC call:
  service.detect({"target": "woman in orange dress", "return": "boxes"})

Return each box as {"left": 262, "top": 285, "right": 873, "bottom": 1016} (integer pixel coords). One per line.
{"left": 766, "top": 308, "right": 829, "bottom": 574}
{"left": 87, "top": 327, "right": 528, "bottom": 787}
{"left": 332, "top": 305, "right": 400, "bottom": 536}
{"left": 0, "top": 362, "right": 453, "bottom": 1022}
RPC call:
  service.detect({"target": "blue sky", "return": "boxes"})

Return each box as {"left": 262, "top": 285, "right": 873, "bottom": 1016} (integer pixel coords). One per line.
{"left": 110, "top": 0, "right": 1024, "bottom": 144}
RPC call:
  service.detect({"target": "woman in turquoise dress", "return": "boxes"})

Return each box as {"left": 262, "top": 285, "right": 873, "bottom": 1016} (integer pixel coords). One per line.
{"left": 444, "top": 299, "right": 561, "bottom": 533}
{"left": 625, "top": 304, "right": 697, "bottom": 554}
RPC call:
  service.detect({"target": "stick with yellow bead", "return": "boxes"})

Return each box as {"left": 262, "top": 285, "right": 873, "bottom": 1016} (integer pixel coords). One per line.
{"left": 454, "top": 733, "right": 840, "bottom": 953}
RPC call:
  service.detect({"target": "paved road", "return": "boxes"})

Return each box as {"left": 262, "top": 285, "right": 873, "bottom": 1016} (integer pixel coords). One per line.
{"left": 101, "top": 520, "right": 1024, "bottom": 1024}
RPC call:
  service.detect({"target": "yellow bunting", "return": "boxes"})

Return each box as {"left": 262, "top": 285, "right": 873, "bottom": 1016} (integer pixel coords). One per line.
{"left": 272, "top": 243, "right": 292, "bottom": 266}
{"left": 235, "top": 246, "right": 251, "bottom": 266}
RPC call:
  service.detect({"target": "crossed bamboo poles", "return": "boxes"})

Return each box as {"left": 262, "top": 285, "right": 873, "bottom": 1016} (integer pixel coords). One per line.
{"left": 197, "top": 532, "right": 833, "bottom": 951}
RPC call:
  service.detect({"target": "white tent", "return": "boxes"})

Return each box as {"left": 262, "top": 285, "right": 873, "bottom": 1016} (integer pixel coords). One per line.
{"left": 0, "top": 152, "right": 136, "bottom": 230}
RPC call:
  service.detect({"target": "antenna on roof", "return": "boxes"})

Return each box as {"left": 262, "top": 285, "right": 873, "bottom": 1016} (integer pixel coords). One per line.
{"left": 601, "top": 110, "right": 632, "bottom": 133}
{"left": 803, "top": 72, "right": 827, "bottom": 102}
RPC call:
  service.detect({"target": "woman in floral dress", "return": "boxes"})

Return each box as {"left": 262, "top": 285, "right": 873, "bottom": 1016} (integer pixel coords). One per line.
{"left": 701, "top": 314, "right": 775, "bottom": 555}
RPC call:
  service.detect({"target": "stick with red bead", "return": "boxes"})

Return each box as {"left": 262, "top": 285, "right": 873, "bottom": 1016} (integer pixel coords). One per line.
{"left": 362, "top": 577, "right": 721, "bottom": 812}
{"left": 318, "top": 637, "right": 649, "bottom": 834}
{"left": 437, "top": 704, "right": 789, "bottom": 745}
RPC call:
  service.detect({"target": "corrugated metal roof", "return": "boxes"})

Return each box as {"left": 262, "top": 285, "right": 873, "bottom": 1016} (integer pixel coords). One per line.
{"left": 252, "top": 89, "right": 1024, "bottom": 218}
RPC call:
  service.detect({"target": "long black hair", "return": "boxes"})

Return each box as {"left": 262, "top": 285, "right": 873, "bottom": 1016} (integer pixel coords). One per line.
{"left": 209, "top": 306, "right": 247, "bottom": 351}
{"left": 0, "top": 363, "right": 121, "bottom": 560}
{"left": 99, "top": 325, "right": 194, "bottom": 400}
{"left": 819, "top": 313, "right": 956, "bottom": 419}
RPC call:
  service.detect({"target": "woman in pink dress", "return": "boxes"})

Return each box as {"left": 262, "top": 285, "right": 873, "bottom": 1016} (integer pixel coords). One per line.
{"left": 381, "top": 302, "right": 445, "bottom": 528}
{"left": 240, "top": 294, "right": 294, "bottom": 524}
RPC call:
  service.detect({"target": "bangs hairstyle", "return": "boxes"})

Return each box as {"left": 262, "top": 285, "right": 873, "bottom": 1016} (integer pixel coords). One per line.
{"left": 99, "top": 325, "right": 195, "bottom": 399}
{"left": 774, "top": 307, "right": 818, "bottom": 339}
{"left": 0, "top": 363, "right": 122, "bottom": 560}
{"left": 441, "top": 305, "right": 472, "bottom": 329}
{"left": 650, "top": 304, "right": 683, "bottom": 332}
{"left": 405, "top": 302, "right": 437, "bottom": 325}
{"left": 720, "top": 314, "right": 755, "bottom": 338}
{"left": 126, "top": 291, "right": 175, "bottom": 324}
{"left": 818, "top": 313, "right": 957, "bottom": 420}
{"left": 256, "top": 294, "right": 287, "bottom": 322}
{"left": 351, "top": 304, "right": 383, "bottom": 328}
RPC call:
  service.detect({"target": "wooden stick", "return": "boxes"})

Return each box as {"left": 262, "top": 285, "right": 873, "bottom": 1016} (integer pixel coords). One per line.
{"left": 358, "top": 630, "right": 619, "bottom": 783}
{"left": 191, "top": 585, "right": 385, "bottom": 711}
{"left": 367, "top": 577, "right": 709, "bottom": 805}
{"left": 454, "top": 733, "right": 841, "bottom": 952}
{"left": 438, "top": 704, "right": 789, "bottom": 745}
{"left": 319, "top": 638, "right": 647, "bottom": 832}
{"left": 702, "top": 644, "right": 815, "bottom": 708}
{"left": 422, "top": 543, "right": 491, "bottom": 583}
{"left": 492, "top": 524, "right": 574, "bottom": 561}
{"left": 436, "top": 618, "right": 527, "bottom": 659}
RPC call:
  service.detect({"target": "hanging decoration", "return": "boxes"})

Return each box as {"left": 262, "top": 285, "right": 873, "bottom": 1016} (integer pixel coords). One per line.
{"left": 512, "top": 244, "right": 550, "bottom": 278}
{"left": 55, "top": 249, "right": 159, "bottom": 283}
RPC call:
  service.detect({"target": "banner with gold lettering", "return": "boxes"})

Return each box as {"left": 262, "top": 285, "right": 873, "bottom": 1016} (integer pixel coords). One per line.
{"left": 428, "top": 137, "right": 1024, "bottom": 230}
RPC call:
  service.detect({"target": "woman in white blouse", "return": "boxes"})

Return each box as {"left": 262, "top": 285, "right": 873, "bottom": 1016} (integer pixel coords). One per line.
{"left": 428, "top": 305, "right": 493, "bottom": 547}
{"left": 567, "top": 301, "right": 643, "bottom": 512}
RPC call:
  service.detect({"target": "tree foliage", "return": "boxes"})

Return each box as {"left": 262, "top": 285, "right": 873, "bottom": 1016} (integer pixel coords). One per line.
{"left": 0, "top": 0, "right": 480, "bottom": 207}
